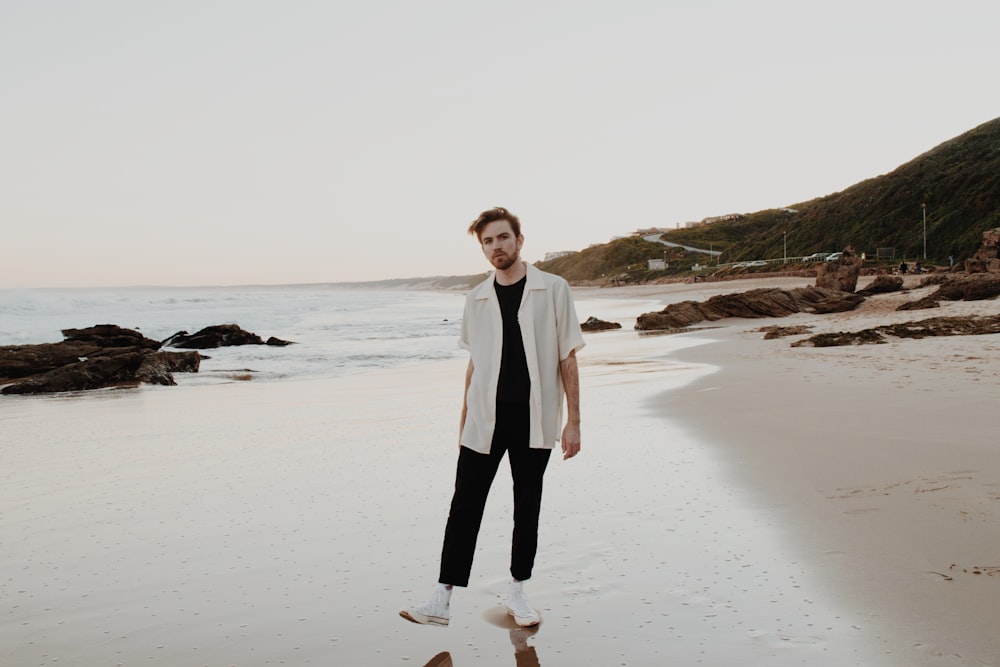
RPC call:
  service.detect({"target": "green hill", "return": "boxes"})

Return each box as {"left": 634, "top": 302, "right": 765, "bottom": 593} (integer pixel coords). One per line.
{"left": 538, "top": 116, "right": 1000, "bottom": 281}
{"left": 661, "top": 117, "right": 1000, "bottom": 264}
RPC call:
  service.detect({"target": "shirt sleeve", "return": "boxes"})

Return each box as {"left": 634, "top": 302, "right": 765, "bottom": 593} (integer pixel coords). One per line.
{"left": 554, "top": 278, "right": 585, "bottom": 360}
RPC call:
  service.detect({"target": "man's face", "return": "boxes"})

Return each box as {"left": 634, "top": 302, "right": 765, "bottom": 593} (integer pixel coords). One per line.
{"left": 479, "top": 220, "right": 523, "bottom": 271}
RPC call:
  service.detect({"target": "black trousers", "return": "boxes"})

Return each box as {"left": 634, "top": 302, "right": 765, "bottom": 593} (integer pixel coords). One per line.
{"left": 439, "top": 402, "right": 552, "bottom": 587}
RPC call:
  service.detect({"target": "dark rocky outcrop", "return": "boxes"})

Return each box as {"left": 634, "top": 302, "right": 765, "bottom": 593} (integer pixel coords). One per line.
{"left": 581, "top": 316, "right": 622, "bottom": 332}
{"left": 898, "top": 274, "right": 1000, "bottom": 311}
{"left": 162, "top": 324, "right": 294, "bottom": 349}
{"left": 856, "top": 275, "right": 905, "bottom": 296}
{"left": 1, "top": 324, "right": 202, "bottom": 395}
{"left": 162, "top": 324, "right": 265, "bottom": 349}
{"left": 635, "top": 286, "right": 863, "bottom": 330}
{"left": 3, "top": 352, "right": 151, "bottom": 394}
{"left": 265, "top": 336, "right": 294, "bottom": 347}
{"left": 815, "top": 246, "right": 863, "bottom": 292}
{"left": 791, "top": 314, "right": 1000, "bottom": 347}
{"left": 757, "top": 325, "right": 814, "bottom": 340}
{"left": 137, "top": 351, "right": 202, "bottom": 386}
{"left": 3, "top": 322, "right": 291, "bottom": 395}
{"left": 62, "top": 324, "right": 161, "bottom": 350}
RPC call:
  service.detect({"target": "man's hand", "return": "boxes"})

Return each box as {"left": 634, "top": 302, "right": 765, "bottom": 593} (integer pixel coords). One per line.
{"left": 561, "top": 422, "right": 580, "bottom": 460}
{"left": 559, "top": 350, "right": 581, "bottom": 460}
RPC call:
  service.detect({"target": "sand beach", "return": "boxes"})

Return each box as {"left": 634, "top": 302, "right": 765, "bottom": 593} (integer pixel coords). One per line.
{"left": 2, "top": 275, "right": 998, "bottom": 666}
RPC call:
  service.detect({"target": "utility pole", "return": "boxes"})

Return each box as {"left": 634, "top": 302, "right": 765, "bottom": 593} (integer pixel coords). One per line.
{"left": 922, "top": 203, "right": 927, "bottom": 260}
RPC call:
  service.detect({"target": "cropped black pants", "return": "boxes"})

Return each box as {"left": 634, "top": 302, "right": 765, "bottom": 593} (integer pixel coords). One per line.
{"left": 439, "top": 402, "right": 552, "bottom": 587}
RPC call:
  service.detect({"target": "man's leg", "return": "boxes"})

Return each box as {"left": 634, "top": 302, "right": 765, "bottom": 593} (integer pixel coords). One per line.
{"left": 502, "top": 402, "right": 549, "bottom": 627}
{"left": 439, "top": 443, "right": 505, "bottom": 587}
{"left": 403, "top": 442, "right": 505, "bottom": 626}
{"left": 507, "top": 411, "right": 551, "bottom": 582}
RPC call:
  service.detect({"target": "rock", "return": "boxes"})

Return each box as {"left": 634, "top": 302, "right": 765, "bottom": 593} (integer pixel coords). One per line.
{"left": 857, "top": 275, "right": 904, "bottom": 296}
{"left": 815, "top": 246, "right": 863, "bottom": 292}
{"left": 0, "top": 341, "right": 102, "bottom": 379}
{"left": 62, "top": 324, "right": 161, "bottom": 350}
{"left": 162, "top": 324, "right": 266, "bottom": 349}
{"left": 810, "top": 293, "right": 865, "bottom": 314}
{"left": 635, "top": 286, "right": 861, "bottom": 330}
{"left": 0, "top": 324, "right": 207, "bottom": 394}
{"left": 897, "top": 274, "right": 1000, "bottom": 310}
{"left": 2, "top": 352, "right": 149, "bottom": 395}
{"left": 792, "top": 314, "right": 1000, "bottom": 347}
{"left": 581, "top": 316, "right": 622, "bottom": 332}
{"left": 966, "top": 227, "right": 1000, "bottom": 273}
{"left": 758, "top": 325, "right": 813, "bottom": 339}
{"left": 792, "top": 329, "right": 888, "bottom": 347}
{"left": 136, "top": 351, "right": 202, "bottom": 386}
{"left": 265, "top": 336, "right": 295, "bottom": 346}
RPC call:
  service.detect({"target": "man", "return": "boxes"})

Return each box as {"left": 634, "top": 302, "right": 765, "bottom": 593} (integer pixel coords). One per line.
{"left": 401, "top": 206, "right": 584, "bottom": 628}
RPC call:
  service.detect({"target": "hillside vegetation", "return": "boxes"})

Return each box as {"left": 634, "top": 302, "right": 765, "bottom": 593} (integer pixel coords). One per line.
{"left": 535, "top": 237, "right": 689, "bottom": 283}
{"left": 659, "top": 116, "right": 1000, "bottom": 266}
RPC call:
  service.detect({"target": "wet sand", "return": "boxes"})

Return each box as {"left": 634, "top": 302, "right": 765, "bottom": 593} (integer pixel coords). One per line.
{"left": 2, "top": 275, "right": 997, "bottom": 665}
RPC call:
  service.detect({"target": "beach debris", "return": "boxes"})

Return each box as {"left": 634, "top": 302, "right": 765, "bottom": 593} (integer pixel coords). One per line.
{"left": 635, "top": 286, "right": 862, "bottom": 331}
{"left": 581, "top": 316, "right": 622, "bottom": 332}
{"left": 162, "top": 324, "right": 294, "bottom": 349}
{"left": 815, "top": 245, "right": 863, "bottom": 292}
{"left": 790, "top": 314, "right": 1000, "bottom": 347}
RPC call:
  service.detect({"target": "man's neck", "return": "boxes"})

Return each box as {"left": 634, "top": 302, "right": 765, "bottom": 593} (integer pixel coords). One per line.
{"left": 494, "top": 261, "right": 527, "bottom": 286}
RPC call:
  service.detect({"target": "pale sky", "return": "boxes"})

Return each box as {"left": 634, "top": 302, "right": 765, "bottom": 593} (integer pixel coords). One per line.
{"left": 3, "top": 0, "right": 999, "bottom": 288}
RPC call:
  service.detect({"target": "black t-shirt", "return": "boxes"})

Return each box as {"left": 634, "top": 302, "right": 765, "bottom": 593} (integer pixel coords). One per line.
{"left": 494, "top": 276, "right": 531, "bottom": 404}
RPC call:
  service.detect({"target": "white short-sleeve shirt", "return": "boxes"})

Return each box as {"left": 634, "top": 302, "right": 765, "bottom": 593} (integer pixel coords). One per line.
{"left": 459, "top": 263, "right": 585, "bottom": 454}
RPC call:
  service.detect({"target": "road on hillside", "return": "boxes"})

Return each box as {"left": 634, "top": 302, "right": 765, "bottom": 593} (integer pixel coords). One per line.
{"left": 643, "top": 234, "right": 722, "bottom": 256}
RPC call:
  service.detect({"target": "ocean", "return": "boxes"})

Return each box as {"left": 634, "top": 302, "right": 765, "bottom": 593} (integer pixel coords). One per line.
{"left": 0, "top": 285, "right": 469, "bottom": 385}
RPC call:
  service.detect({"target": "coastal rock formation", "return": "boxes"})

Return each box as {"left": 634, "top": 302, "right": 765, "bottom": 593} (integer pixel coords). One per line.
{"left": 791, "top": 314, "right": 1000, "bottom": 347}
{"left": 162, "top": 324, "right": 293, "bottom": 349}
{"left": 62, "top": 324, "right": 162, "bottom": 350}
{"left": 635, "top": 286, "right": 863, "bottom": 330}
{"left": 856, "top": 275, "right": 904, "bottom": 296}
{"left": 581, "top": 316, "right": 622, "bottom": 332}
{"left": 2, "top": 346, "right": 200, "bottom": 394}
{"left": 1, "top": 324, "right": 202, "bottom": 395}
{"left": 966, "top": 227, "right": 1000, "bottom": 274}
{"left": 815, "top": 246, "right": 863, "bottom": 292}
{"left": 897, "top": 274, "right": 1000, "bottom": 310}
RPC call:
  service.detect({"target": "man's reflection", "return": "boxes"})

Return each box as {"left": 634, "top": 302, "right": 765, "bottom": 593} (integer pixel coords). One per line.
{"left": 419, "top": 626, "right": 541, "bottom": 667}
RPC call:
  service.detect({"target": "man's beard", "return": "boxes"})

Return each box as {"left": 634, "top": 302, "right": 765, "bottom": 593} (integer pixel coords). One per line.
{"left": 490, "top": 251, "right": 518, "bottom": 271}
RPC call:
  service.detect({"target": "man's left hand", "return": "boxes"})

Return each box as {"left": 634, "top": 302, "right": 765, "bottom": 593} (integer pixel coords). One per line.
{"left": 561, "top": 423, "right": 580, "bottom": 460}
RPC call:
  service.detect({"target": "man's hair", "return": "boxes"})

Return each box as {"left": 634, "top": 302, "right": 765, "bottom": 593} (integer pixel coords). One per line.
{"left": 468, "top": 207, "right": 521, "bottom": 241}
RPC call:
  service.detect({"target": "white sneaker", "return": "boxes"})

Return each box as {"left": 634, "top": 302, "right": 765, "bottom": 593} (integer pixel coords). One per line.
{"left": 400, "top": 584, "right": 451, "bottom": 626}
{"left": 506, "top": 580, "right": 540, "bottom": 627}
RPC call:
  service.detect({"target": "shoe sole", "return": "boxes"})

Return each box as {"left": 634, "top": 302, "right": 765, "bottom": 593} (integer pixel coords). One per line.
{"left": 506, "top": 607, "right": 541, "bottom": 627}
{"left": 399, "top": 610, "right": 449, "bottom": 626}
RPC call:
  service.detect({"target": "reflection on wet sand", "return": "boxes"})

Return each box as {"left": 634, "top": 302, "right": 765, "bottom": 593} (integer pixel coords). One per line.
{"left": 421, "top": 622, "right": 541, "bottom": 667}
{"left": 421, "top": 652, "right": 453, "bottom": 667}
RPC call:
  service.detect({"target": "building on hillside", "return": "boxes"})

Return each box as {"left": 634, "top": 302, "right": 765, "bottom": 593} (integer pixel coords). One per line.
{"left": 700, "top": 213, "right": 746, "bottom": 224}
{"left": 647, "top": 259, "right": 668, "bottom": 270}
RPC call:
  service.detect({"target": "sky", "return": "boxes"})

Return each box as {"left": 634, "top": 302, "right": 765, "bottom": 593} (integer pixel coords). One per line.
{"left": 3, "top": 0, "right": 999, "bottom": 289}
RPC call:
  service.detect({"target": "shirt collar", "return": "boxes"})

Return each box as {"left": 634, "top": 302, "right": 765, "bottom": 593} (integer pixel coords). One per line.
{"left": 474, "top": 263, "right": 546, "bottom": 299}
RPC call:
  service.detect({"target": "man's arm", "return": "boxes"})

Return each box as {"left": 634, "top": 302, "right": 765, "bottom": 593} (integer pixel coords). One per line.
{"left": 559, "top": 350, "right": 580, "bottom": 460}
{"left": 459, "top": 358, "right": 474, "bottom": 446}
